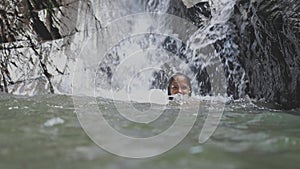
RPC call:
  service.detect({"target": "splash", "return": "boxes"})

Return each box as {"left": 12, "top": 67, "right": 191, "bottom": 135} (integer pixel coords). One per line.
{"left": 89, "top": 0, "right": 238, "bottom": 103}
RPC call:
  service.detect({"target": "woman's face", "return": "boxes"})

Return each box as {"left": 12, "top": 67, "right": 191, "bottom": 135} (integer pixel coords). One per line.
{"left": 169, "top": 75, "right": 191, "bottom": 95}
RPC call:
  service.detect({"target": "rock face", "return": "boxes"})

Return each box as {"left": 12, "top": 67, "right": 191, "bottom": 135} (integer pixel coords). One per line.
{"left": 0, "top": 0, "right": 299, "bottom": 109}
{"left": 231, "top": 0, "right": 300, "bottom": 109}
{"left": 0, "top": 0, "right": 77, "bottom": 43}
{"left": 0, "top": 0, "right": 78, "bottom": 94}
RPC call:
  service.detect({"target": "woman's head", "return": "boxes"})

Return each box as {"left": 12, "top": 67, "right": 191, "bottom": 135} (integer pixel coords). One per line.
{"left": 168, "top": 73, "right": 191, "bottom": 97}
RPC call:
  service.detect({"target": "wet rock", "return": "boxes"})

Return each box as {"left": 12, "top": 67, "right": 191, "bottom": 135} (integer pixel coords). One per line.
{"left": 0, "top": 0, "right": 78, "bottom": 94}
{"left": 231, "top": 0, "right": 300, "bottom": 109}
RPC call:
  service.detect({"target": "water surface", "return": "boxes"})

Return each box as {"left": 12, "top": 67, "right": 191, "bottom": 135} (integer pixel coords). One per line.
{"left": 0, "top": 94, "right": 299, "bottom": 169}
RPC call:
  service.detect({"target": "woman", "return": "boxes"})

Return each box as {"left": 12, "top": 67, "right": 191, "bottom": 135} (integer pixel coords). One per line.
{"left": 168, "top": 73, "right": 192, "bottom": 100}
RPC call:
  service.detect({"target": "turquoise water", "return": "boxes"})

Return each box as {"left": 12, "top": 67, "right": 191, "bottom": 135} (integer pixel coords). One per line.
{"left": 0, "top": 94, "right": 299, "bottom": 169}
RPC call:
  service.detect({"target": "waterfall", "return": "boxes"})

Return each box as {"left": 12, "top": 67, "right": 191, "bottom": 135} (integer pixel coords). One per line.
{"left": 71, "top": 0, "right": 242, "bottom": 102}
{"left": 1, "top": 0, "right": 299, "bottom": 108}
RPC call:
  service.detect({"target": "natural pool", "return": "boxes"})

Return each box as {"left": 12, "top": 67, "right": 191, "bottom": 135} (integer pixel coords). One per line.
{"left": 1, "top": 94, "right": 299, "bottom": 169}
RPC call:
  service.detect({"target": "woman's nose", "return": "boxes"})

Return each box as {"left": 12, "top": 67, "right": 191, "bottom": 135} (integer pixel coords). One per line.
{"left": 178, "top": 87, "right": 183, "bottom": 94}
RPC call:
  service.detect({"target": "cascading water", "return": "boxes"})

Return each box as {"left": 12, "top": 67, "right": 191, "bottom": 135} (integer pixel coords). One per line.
{"left": 76, "top": 0, "right": 243, "bottom": 102}
{"left": 187, "top": 0, "right": 246, "bottom": 98}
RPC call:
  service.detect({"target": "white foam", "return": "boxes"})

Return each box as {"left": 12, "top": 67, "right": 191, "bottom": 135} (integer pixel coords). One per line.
{"left": 43, "top": 117, "right": 65, "bottom": 127}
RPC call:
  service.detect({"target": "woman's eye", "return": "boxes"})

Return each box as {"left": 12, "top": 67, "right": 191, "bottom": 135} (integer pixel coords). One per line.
{"left": 171, "top": 85, "right": 178, "bottom": 89}
{"left": 181, "top": 86, "right": 187, "bottom": 90}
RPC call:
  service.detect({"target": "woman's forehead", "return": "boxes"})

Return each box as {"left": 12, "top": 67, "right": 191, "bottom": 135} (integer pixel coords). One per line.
{"left": 172, "top": 75, "right": 188, "bottom": 83}
{"left": 173, "top": 75, "right": 189, "bottom": 82}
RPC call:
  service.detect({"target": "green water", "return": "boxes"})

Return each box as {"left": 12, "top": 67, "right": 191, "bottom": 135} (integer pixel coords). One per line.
{"left": 0, "top": 94, "right": 299, "bottom": 169}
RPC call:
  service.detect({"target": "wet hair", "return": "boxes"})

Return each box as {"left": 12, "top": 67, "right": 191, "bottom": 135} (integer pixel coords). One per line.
{"left": 167, "top": 73, "right": 192, "bottom": 100}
